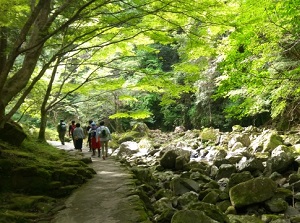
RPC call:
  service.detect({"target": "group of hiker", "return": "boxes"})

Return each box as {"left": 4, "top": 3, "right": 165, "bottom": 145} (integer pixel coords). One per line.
{"left": 57, "top": 119, "right": 111, "bottom": 160}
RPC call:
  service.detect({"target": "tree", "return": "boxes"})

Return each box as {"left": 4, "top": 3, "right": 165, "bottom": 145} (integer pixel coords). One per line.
{"left": 214, "top": 0, "right": 300, "bottom": 128}
{"left": 1, "top": 0, "right": 240, "bottom": 133}
{"left": 0, "top": 0, "right": 102, "bottom": 128}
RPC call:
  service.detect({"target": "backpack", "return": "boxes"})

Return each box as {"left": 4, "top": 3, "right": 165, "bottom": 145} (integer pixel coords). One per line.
{"left": 60, "top": 123, "right": 67, "bottom": 131}
{"left": 90, "top": 125, "right": 97, "bottom": 138}
{"left": 101, "top": 128, "right": 107, "bottom": 138}
{"left": 91, "top": 130, "right": 96, "bottom": 138}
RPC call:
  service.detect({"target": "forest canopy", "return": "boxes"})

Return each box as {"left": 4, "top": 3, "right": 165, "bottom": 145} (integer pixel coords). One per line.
{"left": 0, "top": 0, "right": 299, "bottom": 139}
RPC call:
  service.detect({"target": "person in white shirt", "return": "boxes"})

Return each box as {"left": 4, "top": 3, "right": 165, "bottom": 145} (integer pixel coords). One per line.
{"left": 73, "top": 123, "right": 85, "bottom": 151}
{"left": 96, "top": 121, "right": 111, "bottom": 160}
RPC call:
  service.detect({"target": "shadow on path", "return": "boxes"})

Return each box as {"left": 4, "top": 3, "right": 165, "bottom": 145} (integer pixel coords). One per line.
{"left": 48, "top": 141, "right": 150, "bottom": 223}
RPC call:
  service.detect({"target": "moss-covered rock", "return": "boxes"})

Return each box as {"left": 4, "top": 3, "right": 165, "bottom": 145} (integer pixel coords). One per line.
{"left": 0, "top": 121, "right": 27, "bottom": 146}
{"left": 229, "top": 177, "right": 277, "bottom": 208}
{"left": 11, "top": 166, "right": 52, "bottom": 194}
{"left": 132, "top": 122, "right": 149, "bottom": 137}
{"left": 188, "top": 202, "right": 229, "bottom": 223}
{"left": 228, "top": 214, "right": 264, "bottom": 223}
{"left": 265, "top": 197, "right": 288, "bottom": 213}
{"left": 171, "top": 210, "right": 219, "bottom": 223}
{"left": 117, "top": 131, "right": 141, "bottom": 144}
{"left": 200, "top": 128, "right": 219, "bottom": 143}
{"left": 50, "top": 185, "right": 79, "bottom": 198}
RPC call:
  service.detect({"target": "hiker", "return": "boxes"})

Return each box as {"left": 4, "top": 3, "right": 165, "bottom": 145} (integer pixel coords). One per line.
{"left": 96, "top": 121, "right": 111, "bottom": 160}
{"left": 73, "top": 123, "right": 85, "bottom": 151}
{"left": 86, "top": 120, "right": 93, "bottom": 152}
{"left": 57, "top": 119, "right": 67, "bottom": 145}
{"left": 69, "top": 120, "right": 76, "bottom": 148}
{"left": 89, "top": 122, "right": 100, "bottom": 157}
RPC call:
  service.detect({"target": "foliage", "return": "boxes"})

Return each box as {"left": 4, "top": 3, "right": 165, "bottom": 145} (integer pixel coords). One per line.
{"left": 1, "top": 0, "right": 300, "bottom": 133}
{"left": 213, "top": 0, "right": 300, "bottom": 128}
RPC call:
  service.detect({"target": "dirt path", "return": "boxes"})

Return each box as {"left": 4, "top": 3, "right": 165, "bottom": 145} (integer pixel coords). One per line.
{"left": 48, "top": 141, "right": 149, "bottom": 223}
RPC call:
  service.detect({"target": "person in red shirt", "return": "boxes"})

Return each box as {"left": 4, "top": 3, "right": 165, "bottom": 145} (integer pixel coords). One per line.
{"left": 69, "top": 120, "right": 76, "bottom": 148}
{"left": 88, "top": 122, "right": 100, "bottom": 157}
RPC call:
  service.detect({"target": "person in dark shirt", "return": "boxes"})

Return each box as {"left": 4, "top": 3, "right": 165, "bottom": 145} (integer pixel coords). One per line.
{"left": 57, "top": 119, "right": 67, "bottom": 145}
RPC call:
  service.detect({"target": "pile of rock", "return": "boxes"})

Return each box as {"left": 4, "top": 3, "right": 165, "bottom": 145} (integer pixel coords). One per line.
{"left": 112, "top": 125, "right": 300, "bottom": 223}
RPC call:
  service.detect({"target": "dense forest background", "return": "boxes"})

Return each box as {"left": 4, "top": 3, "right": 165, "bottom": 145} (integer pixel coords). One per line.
{"left": 0, "top": 0, "right": 299, "bottom": 140}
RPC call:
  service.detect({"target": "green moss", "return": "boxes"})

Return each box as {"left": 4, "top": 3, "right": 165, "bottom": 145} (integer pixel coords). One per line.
{"left": 117, "top": 131, "right": 141, "bottom": 143}
{"left": 0, "top": 209, "right": 38, "bottom": 222}
{"left": 0, "top": 137, "right": 96, "bottom": 222}
{"left": 229, "top": 177, "right": 277, "bottom": 208}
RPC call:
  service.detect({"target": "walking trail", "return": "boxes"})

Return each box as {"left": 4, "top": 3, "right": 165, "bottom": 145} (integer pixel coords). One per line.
{"left": 48, "top": 141, "right": 148, "bottom": 223}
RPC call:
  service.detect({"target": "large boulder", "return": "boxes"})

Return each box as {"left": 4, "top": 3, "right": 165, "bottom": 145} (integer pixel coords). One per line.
{"left": 115, "top": 141, "right": 139, "bottom": 158}
{"left": 250, "top": 130, "right": 283, "bottom": 153}
{"left": 227, "top": 171, "right": 253, "bottom": 189}
{"left": 200, "top": 128, "right": 219, "bottom": 143}
{"left": 170, "top": 178, "right": 199, "bottom": 196}
{"left": 237, "top": 156, "right": 265, "bottom": 173}
{"left": 229, "top": 177, "right": 277, "bottom": 208}
{"left": 188, "top": 202, "right": 230, "bottom": 223}
{"left": 228, "top": 133, "right": 251, "bottom": 148}
{"left": 132, "top": 122, "right": 149, "bottom": 137}
{"left": 0, "top": 121, "right": 27, "bottom": 146}
{"left": 228, "top": 214, "right": 264, "bottom": 223}
{"left": 266, "top": 145, "right": 295, "bottom": 173}
{"left": 215, "top": 164, "right": 237, "bottom": 180}
{"left": 160, "top": 149, "right": 190, "bottom": 170}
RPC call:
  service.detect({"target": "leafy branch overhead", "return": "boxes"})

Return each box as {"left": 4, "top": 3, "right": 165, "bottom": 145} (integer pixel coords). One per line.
{"left": 0, "top": 0, "right": 299, "bottom": 135}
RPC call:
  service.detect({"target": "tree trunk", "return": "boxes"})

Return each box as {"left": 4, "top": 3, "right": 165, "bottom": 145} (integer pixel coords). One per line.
{"left": 38, "top": 110, "right": 48, "bottom": 142}
{"left": 0, "top": 1, "right": 51, "bottom": 129}
{"left": 114, "top": 92, "right": 123, "bottom": 133}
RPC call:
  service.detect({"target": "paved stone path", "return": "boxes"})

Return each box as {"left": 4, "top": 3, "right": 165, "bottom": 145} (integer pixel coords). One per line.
{"left": 48, "top": 141, "right": 149, "bottom": 223}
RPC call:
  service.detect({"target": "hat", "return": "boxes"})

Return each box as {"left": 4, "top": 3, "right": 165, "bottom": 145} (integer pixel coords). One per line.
{"left": 91, "top": 122, "right": 96, "bottom": 126}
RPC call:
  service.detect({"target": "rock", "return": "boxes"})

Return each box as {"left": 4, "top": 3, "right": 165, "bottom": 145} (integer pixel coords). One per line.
{"left": 228, "top": 133, "right": 251, "bottom": 148}
{"left": 284, "top": 206, "right": 300, "bottom": 218}
{"left": 228, "top": 171, "right": 253, "bottom": 189}
{"left": 154, "top": 209, "right": 176, "bottom": 223}
{"left": 200, "top": 128, "right": 219, "bottom": 143}
{"left": 232, "top": 125, "right": 244, "bottom": 132}
{"left": 237, "top": 156, "right": 265, "bottom": 173}
{"left": 171, "top": 210, "right": 219, "bottom": 223}
{"left": 250, "top": 130, "right": 283, "bottom": 153}
{"left": 116, "top": 141, "right": 139, "bottom": 158}
{"left": 132, "top": 122, "right": 149, "bottom": 136}
{"left": 174, "top": 126, "right": 185, "bottom": 133}
{"left": 215, "top": 164, "right": 237, "bottom": 180}
{"left": 160, "top": 149, "right": 190, "bottom": 170}
{"left": 265, "top": 197, "right": 288, "bottom": 212}
{"left": 292, "top": 144, "right": 300, "bottom": 153}
{"left": 170, "top": 178, "right": 199, "bottom": 196}
{"left": 175, "top": 155, "right": 189, "bottom": 170}
{"left": 231, "top": 142, "right": 244, "bottom": 151}
{"left": 176, "top": 191, "right": 199, "bottom": 208}
{"left": 121, "top": 125, "right": 300, "bottom": 222}
{"left": 153, "top": 197, "right": 174, "bottom": 214}
{"left": 229, "top": 177, "right": 277, "bottom": 208}
{"left": 202, "top": 190, "right": 220, "bottom": 204}
{"left": 227, "top": 214, "right": 264, "bottom": 223}
{"left": 263, "top": 132, "right": 284, "bottom": 152}
{"left": 266, "top": 145, "right": 295, "bottom": 173}
{"left": 188, "top": 202, "right": 229, "bottom": 223}
{"left": 0, "top": 121, "right": 27, "bottom": 146}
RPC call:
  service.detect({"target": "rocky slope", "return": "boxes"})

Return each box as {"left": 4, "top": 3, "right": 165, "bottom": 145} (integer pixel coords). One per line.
{"left": 112, "top": 125, "right": 300, "bottom": 223}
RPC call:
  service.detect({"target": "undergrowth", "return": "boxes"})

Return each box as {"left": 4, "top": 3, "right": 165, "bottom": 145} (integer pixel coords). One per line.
{"left": 0, "top": 137, "right": 93, "bottom": 222}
